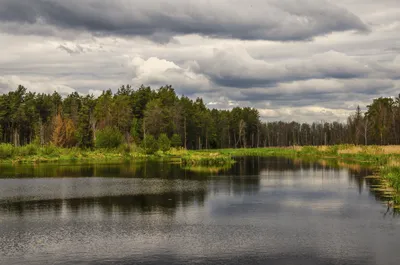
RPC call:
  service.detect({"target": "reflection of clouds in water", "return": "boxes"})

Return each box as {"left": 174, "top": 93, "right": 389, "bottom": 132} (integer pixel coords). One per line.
{"left": 259, "top": 168, "right": 351, "bottom": 188}
{"left": 282, "top": 198, "right": 345, "bottom": 211}
{"left": 1, "top": 157, "right": 397, "bottom": 265}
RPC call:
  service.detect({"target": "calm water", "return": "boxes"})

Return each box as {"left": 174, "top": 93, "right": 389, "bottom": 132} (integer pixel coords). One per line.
{"left": 0, "top": 157, "right": 399, "bottom": 265}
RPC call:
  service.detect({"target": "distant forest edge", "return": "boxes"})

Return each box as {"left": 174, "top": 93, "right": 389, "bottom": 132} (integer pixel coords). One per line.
{"left": 0, "top": 84, "right": 398, "bottom": 149}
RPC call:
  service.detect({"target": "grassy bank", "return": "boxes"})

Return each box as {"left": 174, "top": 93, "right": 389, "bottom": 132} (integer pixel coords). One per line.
{"left": 217, "top": 145, "right": 400, "bottom": 165}
{"left": 0, "top": 143, "right": 149, "bottom": 163}
{"left": 0, "top": 143, "right": 234, "bottom": 167}
{"left": 1, "top": 143, "right": 399, "bottom": 206}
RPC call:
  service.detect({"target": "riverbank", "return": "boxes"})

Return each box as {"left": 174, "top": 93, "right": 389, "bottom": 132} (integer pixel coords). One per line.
{"left": 0, "top": 143, "right": 235, "bottom": 167}
{"left": 2, "top": 143, "right": 400, "bottom": 169}
{"left": 218, "top": 145, "right": 400, "bottom": 164}
{"left": 1, "top": 143, "right": 399, "bottom": 205}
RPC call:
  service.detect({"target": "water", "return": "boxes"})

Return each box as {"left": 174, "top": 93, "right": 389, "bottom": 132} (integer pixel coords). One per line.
{"left": 0, "top": 157, "right": 399, "bottom": 265}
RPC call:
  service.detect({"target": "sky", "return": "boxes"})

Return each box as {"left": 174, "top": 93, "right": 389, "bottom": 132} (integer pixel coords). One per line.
{"left": 0, "top": 0, "right": 399, "bottom": 123}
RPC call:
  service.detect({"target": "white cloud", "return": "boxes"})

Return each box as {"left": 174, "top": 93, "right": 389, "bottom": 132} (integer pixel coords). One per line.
{"left": 131, "top": 56, "right": 212, "bottom": 95}
{"left": 0, "top": 75, "right": 75, "bottom": 95}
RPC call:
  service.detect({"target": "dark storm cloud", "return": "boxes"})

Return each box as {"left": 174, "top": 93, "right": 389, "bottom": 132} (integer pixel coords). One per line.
{"left": 221, "top": 78, "right": 395, "bottom": 110}
{"left": 0, "top": 0, "right": 368, "bottom": 41}
{"left": 194, "top": 49, "right": 373, "bottom": 88}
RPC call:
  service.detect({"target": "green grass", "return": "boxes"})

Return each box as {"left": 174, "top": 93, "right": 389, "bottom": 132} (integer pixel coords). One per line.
{"left": 210, "top": 146, "right": 395, "bottom": 166}
{"left": 181, "top": 151, "right": 235, "bottom": 166}
{"left": 0, "top": 144, "right": 235, "bottom": 167}
{"left": 217, "top": 147, "right": 297, "bottom": 157}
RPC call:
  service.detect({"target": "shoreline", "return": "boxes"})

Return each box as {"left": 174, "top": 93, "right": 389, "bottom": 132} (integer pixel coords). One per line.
{"left": 1, "top": 144, "right": 399, "bottom": 206}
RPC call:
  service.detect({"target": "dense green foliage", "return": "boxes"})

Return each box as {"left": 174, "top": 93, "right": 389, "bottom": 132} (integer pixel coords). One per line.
{"left": 95, "top": 127, "right": 124, "bottom": 149}
{"left": 171, "top": 134, "right": 182, "bottom": 148}
{"left": 2, "top": 85, "right": 400, "bottom": 150}
{"left": 158, "top": 133, "right": 171, "bottom": 152}
{"left": 141, "top": 135, "right": 159, "bottom": 154}
{"left": 0, "top": 143, "right": 14, "bottom": 159}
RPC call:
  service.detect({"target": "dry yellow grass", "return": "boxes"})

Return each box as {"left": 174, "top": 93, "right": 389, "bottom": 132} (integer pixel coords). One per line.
{"left": 316, "top": 146, "right": 330, "bottom": 152}
{"left": 338, "top": 145, "right": 400, "bottom": 155}
{"left": 338, "top": 146, "right": 366, "bottom": 154}
{"left": 379, "top": 145, "right": 400, "bottom": 154}
{"left": 292, "top": 146, "right": 303, "bottom": 151}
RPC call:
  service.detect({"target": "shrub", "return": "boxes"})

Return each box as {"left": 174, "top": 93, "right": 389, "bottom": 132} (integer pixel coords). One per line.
{"left": 171, "top": 134, "right": 182, "bottom": 148}
{"left": 141, "top": 135, "right": 159, "bottom": 154}
{"left": 40, "top": 144, "right": 61, "bottom": 157}
{"left": 16, "top": 144, "right": 38, "bottom": 156}
{"left": 158, "top": 133, "right": 171, "bottom": 152}
{"left": 96, "top": 127, "right": 124, "bottom": 149}
{"left": 118, "top": 143, "right": 132, "bottom": 154}
{"left": 0, "top": 143, "right": 14, "bottom": 159}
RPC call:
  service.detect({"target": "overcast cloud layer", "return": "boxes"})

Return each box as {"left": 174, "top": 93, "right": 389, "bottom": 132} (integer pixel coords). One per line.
{"left": 0, "top": 0, "right": 399, "bottom": 122}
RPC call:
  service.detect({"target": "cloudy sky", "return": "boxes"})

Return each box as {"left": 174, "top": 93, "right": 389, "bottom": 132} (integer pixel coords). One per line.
{"left": 0, "top": 0, "right": 399, "bottom": 122}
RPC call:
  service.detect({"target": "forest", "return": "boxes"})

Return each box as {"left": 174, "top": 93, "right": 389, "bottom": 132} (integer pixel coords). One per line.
{"left": 0, "top": 84, "right": 399, "bottom": 150}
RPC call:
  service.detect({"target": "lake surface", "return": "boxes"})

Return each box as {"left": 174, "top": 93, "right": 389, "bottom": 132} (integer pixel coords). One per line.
{"left": 0, "top": 157, "right": 399, "bottom": 265}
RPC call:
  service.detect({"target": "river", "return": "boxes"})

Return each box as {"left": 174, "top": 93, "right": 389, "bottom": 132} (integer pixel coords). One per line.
{"left": 0, "top": 157, "right": 399, "bottom": 265}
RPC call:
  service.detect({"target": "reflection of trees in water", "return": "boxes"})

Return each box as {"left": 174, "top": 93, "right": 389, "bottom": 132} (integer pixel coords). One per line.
{"left": 0, "top": 163, "right": 98, "bottom": 178}
{"left": 1, "top": 156, "right": 396, "bottom": 216}
{"left": 0, "top": 190, "right": 207, "bottom": 217}
{"left": 208, "top": 157, "right": 263, "bottom": 195}
{"left": 361, "top": 174, "right": 400, "bottom": 215}
{"left": 0, "top": 162, "right": 212, "bottom": 179}
{"left": 316, "top": 161, "right": 399, "bottom": 214}
{"left": 347, "top": 167, "right": 373, "bottom": 195}
{"left": 0, "top": 157, "right": 346, "bottom": 179}
{"left": 345, "top": 164, "right": 399, "bottom": 215}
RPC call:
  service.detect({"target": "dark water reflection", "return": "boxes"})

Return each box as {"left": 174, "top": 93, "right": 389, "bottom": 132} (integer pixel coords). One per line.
{"left": 0, "top": 157, "right": 399, "bottom": 265}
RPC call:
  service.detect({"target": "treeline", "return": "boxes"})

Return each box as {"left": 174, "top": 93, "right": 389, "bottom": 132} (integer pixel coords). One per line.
{"left": 0, "top": 85, "right": 399, "bottom": 149}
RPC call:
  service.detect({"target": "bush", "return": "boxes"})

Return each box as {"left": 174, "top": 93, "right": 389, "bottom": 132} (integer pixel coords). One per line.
{"left": 171, "top": 134, "right": 182, "bottom": 148}
{"left": 16, "top": 144, "right": 38, "bottom": 156}
{"left": 96, "top": 127, "right": 124, "bottom": 149}
{"left": 158, "top": 133, "right": 171, "bottom": 152}
{"left": 40, "top": 144, "right": 61, "bottom": 157}
{"left": 0, "top": 143, "right": 14, "bottom": 159}
{"left": 118, "top": 143, "right": 132, "bottom": 154}
{"left": 141, "top": 135, "right": 159, "bottom": 154}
